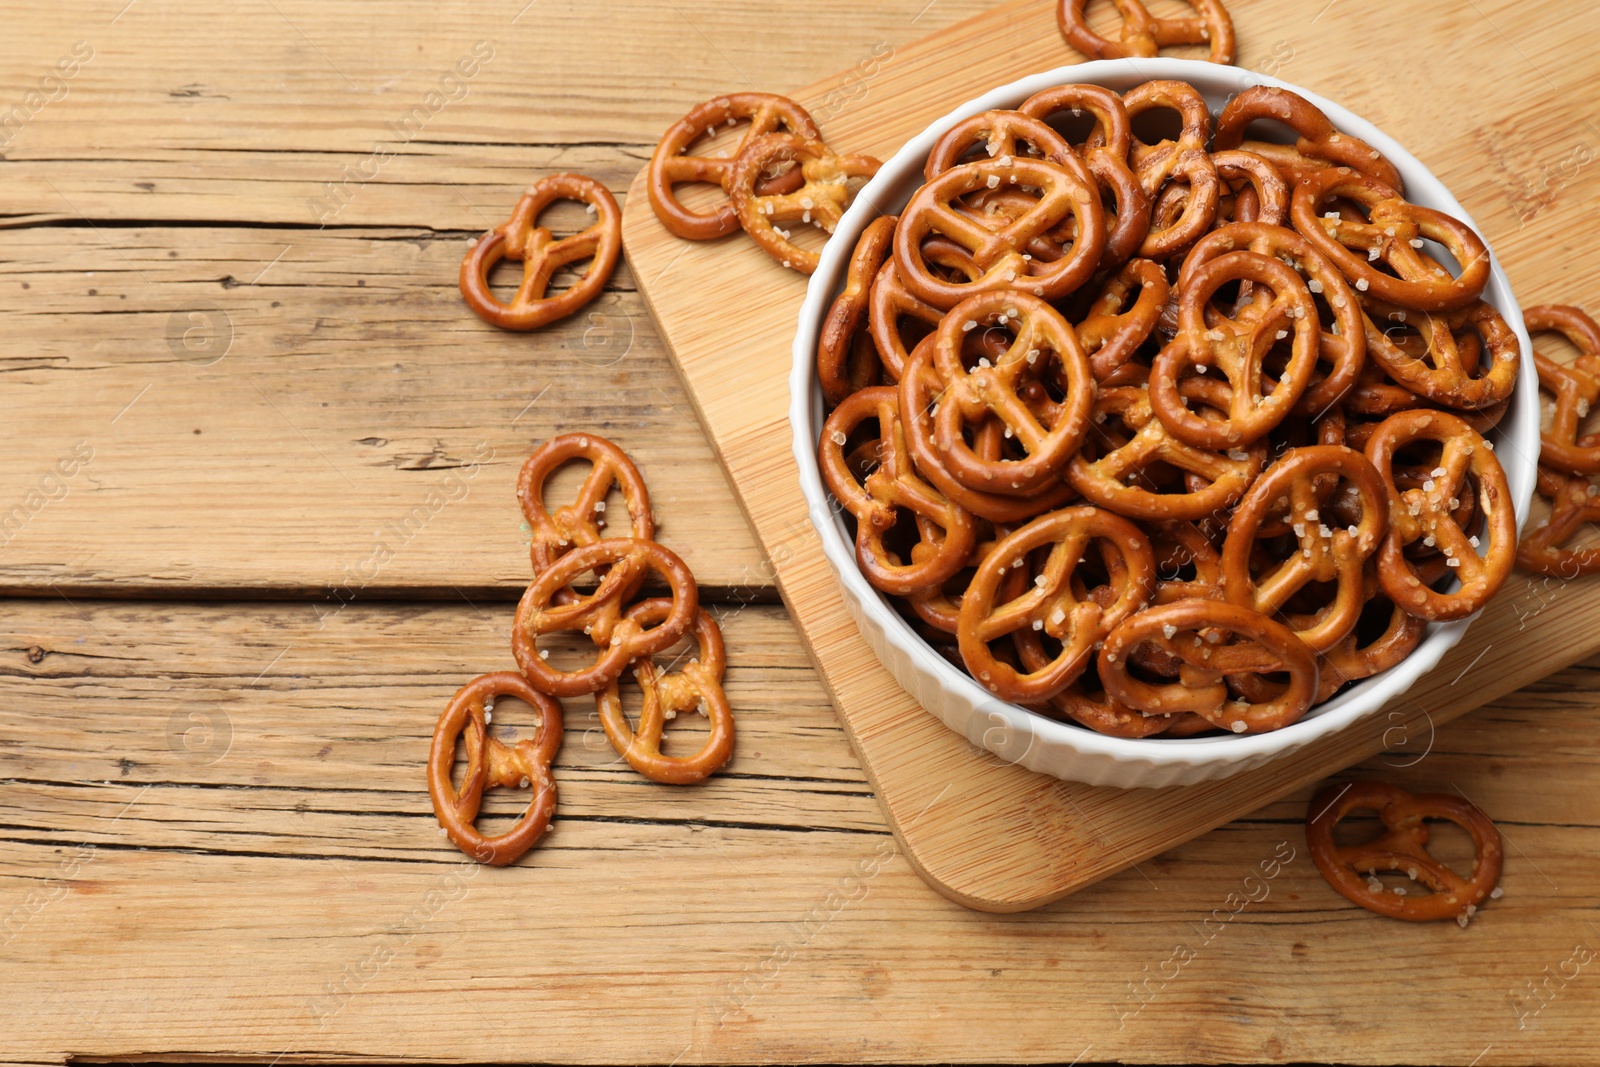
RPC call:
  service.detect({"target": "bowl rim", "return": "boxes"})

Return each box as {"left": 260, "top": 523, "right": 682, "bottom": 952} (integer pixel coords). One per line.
{"left": 788, "top": 57, "right": 1540, "bottom": 774}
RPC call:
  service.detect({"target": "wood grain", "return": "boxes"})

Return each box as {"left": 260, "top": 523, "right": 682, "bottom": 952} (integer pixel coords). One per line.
{"left": 0, "top": 0, "right": 1002, "bottom": 595}
{"left": 0, "top": 598, "right": 1596, "bottom": 1065}
{"left": 621, "top": 0, "right": 1600, "bottom": 910}
{"left": 2, "top": 0, "right": 1599, "bottom": 1062}
{"left": 0, "top": 223, "right": 774, "bottom": 596}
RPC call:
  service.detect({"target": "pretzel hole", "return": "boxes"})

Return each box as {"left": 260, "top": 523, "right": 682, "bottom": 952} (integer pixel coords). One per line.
{"left": 869, "top": 506, "right": 927, "bottom": 566}
{"left": 472, "top": 764, "right": 545, "bottom": 834}
{"left": 1230, "top": 116, "right": 1301, "bottom": 150}
{"left": 1124, "top": 645, "right": 1182, "bottom": 685}
{"left": 539, "top": 629, "right": 616, "bottom": 673}
{"left": 1450, "top": 322, "right": 1498, "bottom": 383}
{"left": 1337, "top": 594, "right": 1405, "bottom": 660}
{"left": 1415, "top": 236, "right": 1462, "bottom": 280}
{"left": 1533, "top": 328, "right": 1585, "bottom": 367}
{"left": 684, "top": 118, "right": 758, "bottom": 163}
{"left": 540, "top": 462, "right": 642, "bottom": 541}
{"left": 1128, "top": 107, "right": 1185, "bottom": 149}
{"left": 1380, "top": 318, "right": 1429, "bottom": 369}
{"left": 1038, "top": 109, "right": 1102, "bottom": 148}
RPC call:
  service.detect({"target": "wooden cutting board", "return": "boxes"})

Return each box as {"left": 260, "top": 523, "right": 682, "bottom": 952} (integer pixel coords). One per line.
{"left": 621, "top": 0, "right": 1600, "bottom": 911}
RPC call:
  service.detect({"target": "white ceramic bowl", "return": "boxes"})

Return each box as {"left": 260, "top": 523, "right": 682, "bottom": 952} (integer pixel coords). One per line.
{"left": 790, "top": 58, "right": 1539, "bottom": 788}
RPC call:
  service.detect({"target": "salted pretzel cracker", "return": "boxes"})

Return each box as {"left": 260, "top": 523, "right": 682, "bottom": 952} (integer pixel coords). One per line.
{"left": 596, "top": 600, "right": 735, "bottom": 785}
{"left": 1306, "top": 780, "right": 1503, "bottom": 923}
{"left": 899, "top": 339, "right": 1080, "bottom": 523}
{"left": 820, "top": 386, "right": 977, "bottom": 594}
{"left": 1099, "top": 599, "right": 1319, "bottom": 732}
{"left": 1029, "top": 658, "right": 1209, "bottom": 738}
{"left": 1364, "top": 410, "right": 1516, "bottom": 621}
{"left": 924, "top": 291, "right": 1095, "bottom": 494}
{"left": 728, "top": 133, "right": 881, "bottom": 274}
{"left": 1017, "top": 85, "right": 1152, "bottom": 268}
{"left": 867, "top": 253, "right": 949, "bottom": 380}
{"left": 1291, "top": 168, "right": 1490, "bottom": 312}
{"left": 895, "top": 154, "right": 1107, "bottom": 308}
{"left": 1152, "top": 249, "right": 1321, "bottom": 447}
{"left": 1518, "top": 466, "right": 1600, "bottom": 576}
{"left": 1116, "top": 82, "right": 1220, "bottom": 260}
{"left": 924, "top": 109, "right": 1075, "bottom": 180}
{"left": 1056, "top": 0, "right": 1234, "bottom": 64}
{"left": 1075, "top": 258, "right": 1169, "bottom": 382}
{"left": 1360, "top": 297, "right": 1519, "bottom": 411}
{"left": 1211, "top": 149, "right": 1290, "bottom": 226}
{"left": 1221, "top": 445, "right": 1388, "bottom": 652}
{"left": 518, "top": 434, "right": 654, "bottom": 602}
{"left": 957, "top": 505, "right": 1155, "bottom": 702}
{"left": 1526, "top": 304, "right": 1600, "bottom": 472}
{"left": 512, "top": 537, "right": 699, "bottom": 696}
{"left": 1177, "top": 221, "right": 1365, "bottom": 416}
{"left": 460, "top": 174, "right": 622, "bottom": 331}
{"left": 647, "top": 93, "right": 819, "bottom": 240}
{"left": 428, "top": 671, "right": 563, "bottom": 866}
{"left": 1068, "top": 381, "right": 1266, "bottom": 520}
{"left": 1214, "top": 86, "right": 1403, "bottom": 191}
{"left": 818, "top": 215, "right": 895, "bottom": 404}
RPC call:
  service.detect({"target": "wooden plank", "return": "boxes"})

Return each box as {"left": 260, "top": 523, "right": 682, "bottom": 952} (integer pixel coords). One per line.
{"left": 621, "top": 0, "right": 1600, "bottom": 910}
{"left": 0, "top": 598, "right": 1596, "bottom": 1065}
{"left": 0, "top": 0, "right": 998, "bottom": 225}
{"left": 0, "top": 225, "right": 770, "bottom": 595}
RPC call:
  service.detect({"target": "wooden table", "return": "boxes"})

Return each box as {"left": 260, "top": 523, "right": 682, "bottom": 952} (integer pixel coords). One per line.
{"left": 1, "top": 1, "right": 1595, "bottom": 1063}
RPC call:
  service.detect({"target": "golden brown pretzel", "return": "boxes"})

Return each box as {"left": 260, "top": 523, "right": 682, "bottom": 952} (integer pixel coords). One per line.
{"left": 1150, "top": 519, "right": 1224, "bottom": 603}
{"left": 925, "top": 291, "right": 1096, "bottom": 495}
{"left": 894, "top": 154, "right": 1107, "bottom": 308}
{"left": 1290, "top": 168, "right": 1490, "bottom": 312}
{"left": 1214, "top": 86, "right": 1404, "bottom": 191}
{"left": 1364, "top": 410, "right": 1516, "bottom": 621}
{"left": 518, "top": 434, "right": 654, "bottom": 595}
{"left": 427, "top": 671, "right": 563, "bottom": 866}
{"left": 728, "top": 133, "right": 882, "bottom": 275}
{"left": 1017, "top": 85, "right": 1152, "bottom": 268}
{"left": 1074, "top": 257, "right": 1169, "bottom": 382}
{"left": 460, "top": 174, "right": 622, "bottom": 331}
{"left": 818, "top": 386, "right": 978, "bottom": 594}
{"left": 818, "top": 215, "right": 895, "bottom": 404}
{"left": 1517, "top": 466, "right": 1600, "bottom": 576}
{"left": 1360, "top": 298, "right": 1520, "bottom": 411}
{"left": 1220, "top": 446, "right": 1388, "bottom": 652}
{"left": 1151, "top": 250, "right": 1321, "bottom": 447}
{"left": 1018, "top": 83, "right": 1133, "bottom": 162}
{"left": 899, "top": 338, "right": 1080, "bottom": 523}
{"left": 1316, "top": 569, "right": 1427, "bottom": 693}
{"left": 1306, "top": 780, "right": 1503, "bottom": 923}
{"left": 511, "top": 538, "right": 699, "bottom": 696}
{"left": 647, "top": 93, "right": 820, "bottom": 240}
{"left": 596, "top": 600, "right": 735, "bottom": 785}
{"left": 1056, "top": 0, "right": 1234, "bottom": 64}
{"left": 1525, "top": 304, "right": 1600, "bottom": 472}
{"left": 1211, "top": 149, "right": 1290, "bottom": 226}
{"left": 924, "top": 109, "right": 1075, "bottom": 179}
{"left": 1120, "top": 81, "right": 1219, "bottom": 260}
{"left": 1067, "top": 381, "right": 1266, "bottom": 520}
{"left": 867, "top": 253, "right": 948, "bottom": 381}
{"left": 957, "top": 505, "right": 1155, "bottom": 702}
{"left": 1176, "top": 221, "right": 1366, "bottom": 417}
{"left": 1099, "top": 599, "right": 1319, "bottom": 732}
